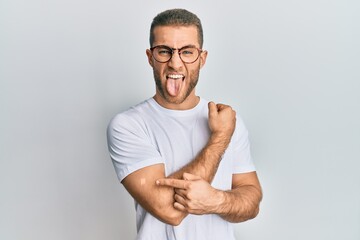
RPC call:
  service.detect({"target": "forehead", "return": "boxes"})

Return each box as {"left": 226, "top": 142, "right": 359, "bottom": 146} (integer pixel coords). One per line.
{"left": 152, "top": 25, "right": 199, "bottom": 48}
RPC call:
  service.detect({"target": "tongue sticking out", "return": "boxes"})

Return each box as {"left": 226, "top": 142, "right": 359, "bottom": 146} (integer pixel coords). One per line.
{"left": 166, "top": 77, "right": 183, "bottom": 96}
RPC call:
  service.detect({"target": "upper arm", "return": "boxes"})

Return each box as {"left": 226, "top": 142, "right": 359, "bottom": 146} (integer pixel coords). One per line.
{"left": 107, "top": 114, "right": 186, "bottom": 225}
{"left": 122, "top": 163, "right": 186, "bottom": 226}
{"left": 232, "top": 172, "right": 262, "bottom": 198}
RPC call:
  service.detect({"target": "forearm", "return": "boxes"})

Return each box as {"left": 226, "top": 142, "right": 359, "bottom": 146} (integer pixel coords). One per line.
{"left": 214, "top": 185, "right": 262, "bottom": 223}
{"left": 168, "top": 132, "right": 230, "bottom": 183}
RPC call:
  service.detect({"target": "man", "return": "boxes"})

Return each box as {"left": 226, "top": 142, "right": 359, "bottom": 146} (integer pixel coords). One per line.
{"left": 107, "top": 8, "right": 262, "bottom": 240}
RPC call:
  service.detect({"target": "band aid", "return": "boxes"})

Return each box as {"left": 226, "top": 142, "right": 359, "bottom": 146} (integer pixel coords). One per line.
{"left": 140, "top": 178, "right": 146, "bottom": 186}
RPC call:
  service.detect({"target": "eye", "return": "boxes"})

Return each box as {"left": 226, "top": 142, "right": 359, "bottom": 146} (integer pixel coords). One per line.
{"left": 157, "top": 48, "right": 172, "bottom": 55}
{"left": 180, "top": 48, "right": 195, "bottom": 55}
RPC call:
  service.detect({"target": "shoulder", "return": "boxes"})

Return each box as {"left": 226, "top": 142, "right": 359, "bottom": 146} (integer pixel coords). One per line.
{"left": 107, "top": 99, "right": 152, "bottom": 136}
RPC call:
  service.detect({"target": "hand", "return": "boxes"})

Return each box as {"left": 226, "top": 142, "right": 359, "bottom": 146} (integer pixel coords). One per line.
{"left": 156, "top": 173, "right": 222, "bottom": 215}
{"left": 208, "top": 102, "right": 236, "bottom": 140}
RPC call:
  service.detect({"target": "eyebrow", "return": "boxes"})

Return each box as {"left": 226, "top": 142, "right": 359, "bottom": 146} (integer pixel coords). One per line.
{"left": 156, "top": 44, "right": 198, "bottom": 50}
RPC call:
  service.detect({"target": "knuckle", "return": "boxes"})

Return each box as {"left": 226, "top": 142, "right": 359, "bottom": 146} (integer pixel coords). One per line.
{"left": 187, "top": 202, "right": 195, "bottom": 210}
{"left": 185, "top": 192, "right": 192, "bottom": 199}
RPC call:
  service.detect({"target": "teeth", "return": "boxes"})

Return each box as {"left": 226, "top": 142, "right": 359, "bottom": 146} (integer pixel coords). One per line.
{"left": 167, "top": 74, "right": 183, "bottom": 79}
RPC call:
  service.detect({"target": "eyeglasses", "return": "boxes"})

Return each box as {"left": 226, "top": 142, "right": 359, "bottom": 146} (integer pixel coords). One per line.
{"left": 150, "top": 45, "right": 203, "bottom": 64}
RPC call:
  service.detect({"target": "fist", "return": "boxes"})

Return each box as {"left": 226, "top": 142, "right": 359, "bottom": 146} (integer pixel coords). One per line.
{"left": 208, "top": 102, "right": 236, "bottom": 139}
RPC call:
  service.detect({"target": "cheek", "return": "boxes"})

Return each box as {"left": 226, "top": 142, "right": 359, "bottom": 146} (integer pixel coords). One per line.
{"left": 187, "top": 64, "right": 201, "bottom": 78}
{"left": 154, "top": 63, "right": 166, "bottom": 74}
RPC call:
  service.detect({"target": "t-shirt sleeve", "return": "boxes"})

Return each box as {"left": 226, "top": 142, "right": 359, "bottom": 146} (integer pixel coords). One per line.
{"left": 106, "top": 112, "right": 164, "bottom": 182}
{"left": 232, "top": 115, "right": 256, "bottom": 174}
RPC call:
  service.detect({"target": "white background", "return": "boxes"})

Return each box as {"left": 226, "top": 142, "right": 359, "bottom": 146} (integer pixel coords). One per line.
{"left": 1, "top": 0, "right": 359, "bottom": 239}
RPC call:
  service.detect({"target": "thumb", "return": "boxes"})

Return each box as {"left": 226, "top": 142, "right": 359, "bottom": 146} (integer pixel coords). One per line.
{"left": 208, "top": 101, "right": 217, "bottom": 118}
{"left": 183, "top": 172, "right": 202, "bottom": 181}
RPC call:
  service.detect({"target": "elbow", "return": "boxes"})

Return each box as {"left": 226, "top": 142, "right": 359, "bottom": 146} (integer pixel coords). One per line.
{"left": 233, "top": 206, "right": 260, "bottom": 223}
{"left": 153, "top": 206, "right": 186, "bottom": 226}
{"left": 246, "top": 194, "right": 262, "bottom": 221}
{"left": 248, "top": 205, "right": 260, "bottom": 220}
{"left": 165, "top": 215, "right": 183, "bottom": 226}
{"left": 247, "top": 187, "right": 262, "bottom": 220}
{"left": 233, "top": 201, "right": 261, "bottom": 223}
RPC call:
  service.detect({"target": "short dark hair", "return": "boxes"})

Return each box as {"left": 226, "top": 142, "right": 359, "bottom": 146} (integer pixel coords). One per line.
{"left": 149, "top": 9, "right": 204, "bottom": 48}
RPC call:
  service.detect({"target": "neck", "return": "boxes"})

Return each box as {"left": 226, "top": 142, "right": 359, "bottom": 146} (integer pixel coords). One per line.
{"left": 153, "top": 94, "right": 200, "bottom": 110}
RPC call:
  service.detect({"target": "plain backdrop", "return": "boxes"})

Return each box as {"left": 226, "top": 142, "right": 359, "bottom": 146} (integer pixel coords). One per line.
{"left": 1, "top": 0, "right": 359, "bottom": 239}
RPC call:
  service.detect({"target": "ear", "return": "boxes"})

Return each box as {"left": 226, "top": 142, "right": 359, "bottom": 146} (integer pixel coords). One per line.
{"left": 146, "top": 49, "right": 154, "bottom": 67}
{"left": 199, "top": 50, "right": 208, "bottom": 69}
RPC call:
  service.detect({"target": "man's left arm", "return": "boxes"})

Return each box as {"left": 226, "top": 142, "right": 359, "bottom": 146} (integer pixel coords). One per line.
{"left": 216, "top": 172, "right": 262, "bottom": 222}
{"left": 156, "top": 171, "right": 262, "bottom": 223}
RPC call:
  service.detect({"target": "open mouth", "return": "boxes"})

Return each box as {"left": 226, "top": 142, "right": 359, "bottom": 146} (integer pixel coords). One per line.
{"left": 166, "top": 74, "right": 185, "bottom": 96}
{"left": 167, "top": 74, "right": 185, "bottom": 80}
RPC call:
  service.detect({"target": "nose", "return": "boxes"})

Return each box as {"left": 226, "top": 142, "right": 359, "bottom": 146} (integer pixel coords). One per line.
{"left": 167, "top": 50, "right": 183, "bottom": 70}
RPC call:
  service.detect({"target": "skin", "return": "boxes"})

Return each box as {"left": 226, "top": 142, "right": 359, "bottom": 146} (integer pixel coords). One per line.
{"left": 121, "top": 25, "right": 262, "bottom": 226}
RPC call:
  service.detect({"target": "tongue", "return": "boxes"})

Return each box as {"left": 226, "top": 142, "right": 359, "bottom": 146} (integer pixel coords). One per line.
{"left": 166, "top": 78, "right": 182, "bottom": 96}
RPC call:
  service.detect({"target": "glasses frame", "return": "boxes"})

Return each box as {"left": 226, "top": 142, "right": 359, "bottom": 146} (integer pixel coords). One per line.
{"left": 150, "top": 45, "right": 203, "bottom": 64}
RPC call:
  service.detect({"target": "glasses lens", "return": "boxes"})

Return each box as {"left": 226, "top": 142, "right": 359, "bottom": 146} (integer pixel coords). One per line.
{"left": 179, "top": 47, "right": 200, "bottom": 63}
{"left": 153, "top": 46, "right": 172, "bottom": 63}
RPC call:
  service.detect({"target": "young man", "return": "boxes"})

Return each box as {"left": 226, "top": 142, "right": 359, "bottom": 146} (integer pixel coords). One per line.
{"left": 107, "top": 9, "right": 262, "bottom": 240}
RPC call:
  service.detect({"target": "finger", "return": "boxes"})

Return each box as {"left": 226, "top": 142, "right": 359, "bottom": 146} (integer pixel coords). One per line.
{"left": 156, "top": 178, "right": 188, "bottom": 189}
{"left": 183, "top": 172, "right": 202, "bottom": 181}
{"left": 174, "top": 188, "right": 187, "bottom": 197}
{"left": 173, "top": 201, "right": 186, "bottom": 212}
{"left": 218, "top": 105, "right": 236, "bottom": 118}
{"left": 216, "top": 103, "right": 230, "bottom": 111}
{"left": 208, "top": 101, "right": 217, "bottom": 117}
{"left": 174, "top": 193, "right": 186, "bottom": 205}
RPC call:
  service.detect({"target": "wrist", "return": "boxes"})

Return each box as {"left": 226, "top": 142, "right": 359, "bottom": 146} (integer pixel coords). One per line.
{"left": 209, "top": 132, "right": 231, "bottom": 149}
{"left": 210, "top": 189, "right": 226, "bottom": 214}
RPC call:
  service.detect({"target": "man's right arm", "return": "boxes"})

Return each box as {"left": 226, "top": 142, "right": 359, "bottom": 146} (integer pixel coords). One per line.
{"left": 121, "top": 102, "right": 236, "bottom": 226}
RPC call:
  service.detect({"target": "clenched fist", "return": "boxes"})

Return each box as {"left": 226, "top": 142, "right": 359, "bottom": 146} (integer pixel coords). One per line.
{"left": 208, "top": 102, "right": 236, "bottom": 143}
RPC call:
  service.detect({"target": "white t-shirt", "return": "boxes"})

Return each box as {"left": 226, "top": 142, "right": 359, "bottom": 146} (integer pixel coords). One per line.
{"left": 107, "top": 98, "right": 256, "bottom": 240}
